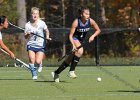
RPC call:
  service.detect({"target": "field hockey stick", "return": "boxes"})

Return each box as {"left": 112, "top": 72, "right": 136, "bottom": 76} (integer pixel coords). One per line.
{"left": 0, "top": 48, "right": 30, "bottom": 70}
{"left": 30, "top": 32, "right": 52, "bottom": 41}
{"left": 58, "top": 41, "right": 88, "bottom": 62}
{"left": 8, "top": 22, "right": 51, "bottom": 41}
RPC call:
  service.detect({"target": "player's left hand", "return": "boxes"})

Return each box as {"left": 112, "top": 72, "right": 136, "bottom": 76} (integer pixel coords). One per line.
{"left": 9, "top": 52, "right": 15, "bottom": 59}
{"left": 89, "top": 36, "right": 95, "bottom": 43}
{"left": 46, "top": 37, "right": 52, "bottom": 41}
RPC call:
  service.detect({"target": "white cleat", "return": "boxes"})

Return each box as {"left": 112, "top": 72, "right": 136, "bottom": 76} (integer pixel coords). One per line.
{"left": 68, "top": 71, "right": 77, "bottom": 79}
{"left": 51, "top": 72, "right": 59, "bottom": 83}
{"left": 38, "top": 66, "right": 42, "bottom": 72}
{"left": 32, "top": 76, "right": 37, "bottom": 80}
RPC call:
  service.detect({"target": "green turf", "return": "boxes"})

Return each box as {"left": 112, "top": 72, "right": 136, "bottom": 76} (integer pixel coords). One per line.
{"left": 0, "top": 66, "right": 140, "bottom": 100}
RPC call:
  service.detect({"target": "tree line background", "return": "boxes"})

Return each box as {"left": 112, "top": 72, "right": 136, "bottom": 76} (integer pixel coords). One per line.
{"left": 0, "top": 0, "right": 140, "bottom": 65}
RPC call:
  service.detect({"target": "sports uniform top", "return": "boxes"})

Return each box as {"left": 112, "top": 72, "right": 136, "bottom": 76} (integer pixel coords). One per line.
{"left": 25, "top": 19, "right": 47, "bottom": 49}
{"left": 73, "top": 17, "right": 91, "bottom": 41}
{"left": 0, "top": 31, "right": 2, "bottom": 39}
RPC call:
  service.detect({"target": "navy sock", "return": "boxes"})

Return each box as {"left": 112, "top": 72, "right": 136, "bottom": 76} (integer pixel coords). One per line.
{"left": 55, "top": 61, "right": 69, "bottom": 74}
{"left": 69, "top": 56, "right": 80, "bottom": 71}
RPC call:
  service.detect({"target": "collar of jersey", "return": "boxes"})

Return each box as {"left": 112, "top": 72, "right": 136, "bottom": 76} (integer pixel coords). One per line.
{"left": 79, "top": 18, "right": 89, "bottom": 28}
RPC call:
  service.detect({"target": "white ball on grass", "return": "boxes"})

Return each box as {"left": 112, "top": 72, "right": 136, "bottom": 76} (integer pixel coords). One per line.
{"left": 97, "top": 77, "right": 102, "bottom": 82}
{"left": 138, "top": 28, "right": 140, "bottom": 32}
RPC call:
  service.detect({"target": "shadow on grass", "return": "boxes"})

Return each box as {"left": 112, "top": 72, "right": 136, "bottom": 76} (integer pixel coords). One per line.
{"left": 108, "top": 90, "right": 140, "bottom": 93}
{"left": 35, "top": 80, "right": 68, "bottom": 83}
{"left": 0, "top": 78, "right": 31, "bottom": 80}
{"left": 35, "top": 80, "right": 69, "bottom": 93}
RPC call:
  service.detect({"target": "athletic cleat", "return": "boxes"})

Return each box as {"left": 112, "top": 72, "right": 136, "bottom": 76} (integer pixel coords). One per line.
{"left": 32, "top": 76, "right": 37, "bottom": 80}
{"left": 38, "top": 66, "right": 42, "bottom": 72}
{"left": 68, "top": 71, "right": 77, "bottom": 79}
{"left": 51, "top": 72, "right": 59, "bottom": 83}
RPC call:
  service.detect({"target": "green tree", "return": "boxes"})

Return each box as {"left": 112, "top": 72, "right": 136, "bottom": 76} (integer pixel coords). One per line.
{"left": 0, "top": 0, "right": 18, "bottom": 22}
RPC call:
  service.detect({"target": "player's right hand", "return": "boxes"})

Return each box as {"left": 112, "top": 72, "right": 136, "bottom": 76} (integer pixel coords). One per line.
{"left": 72, "top": 45, "right": 77, "bottom": 52}
{"left": 25, "top": 32, "right": 31, "bottom": 35}
{"left": 25, "top": 32, "right": 31, "bottom": 39}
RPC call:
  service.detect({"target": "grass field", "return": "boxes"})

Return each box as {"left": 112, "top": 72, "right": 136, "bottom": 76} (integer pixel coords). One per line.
{"left": 0, "top": 66, "right": 140, "bottom": 100}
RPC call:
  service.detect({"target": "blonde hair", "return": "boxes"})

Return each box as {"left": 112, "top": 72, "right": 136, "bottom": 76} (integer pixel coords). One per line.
{"left": 31, "top": 7, "right": 39, "bottom": 13}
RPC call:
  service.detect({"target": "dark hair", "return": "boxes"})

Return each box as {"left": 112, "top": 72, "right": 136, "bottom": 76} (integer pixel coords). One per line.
{"left": 78, "top": 6, "right": 89, "bottom": 15}
{"left": 0, "top": 15, "right": 7, "bottom": 24}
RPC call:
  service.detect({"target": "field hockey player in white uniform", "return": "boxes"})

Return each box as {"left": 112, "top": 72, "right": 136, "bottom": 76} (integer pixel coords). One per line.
{"left": 24, "top": 7, "right": 51, "bottom": 80}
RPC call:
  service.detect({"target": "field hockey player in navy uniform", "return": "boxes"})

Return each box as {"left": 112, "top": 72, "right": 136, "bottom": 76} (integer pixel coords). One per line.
{"left": 52, "top": 6, "right": 101, "bottom": 82}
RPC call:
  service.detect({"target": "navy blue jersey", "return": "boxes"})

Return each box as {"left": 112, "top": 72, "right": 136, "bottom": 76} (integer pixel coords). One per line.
{"left": 73, "top": 17, "right": 91, "bottom": 41}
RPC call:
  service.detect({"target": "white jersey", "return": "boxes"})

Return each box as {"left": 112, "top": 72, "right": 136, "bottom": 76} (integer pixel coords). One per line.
{"left": 25, "top": 19, "right": 47, "bottom": 48}
{"left": 0, "top": 31, "right": 2, "bottom": 40}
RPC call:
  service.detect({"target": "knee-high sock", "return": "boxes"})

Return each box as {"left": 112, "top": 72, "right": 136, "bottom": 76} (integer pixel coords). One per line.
{"left": 29, "top": 63, "right": 37, "bottom": 77}
{"left": 55, "top": 61, "right": 69, "bottom": 74}
{"left": 69, "top": 56, "right": 80, "bottom": 71}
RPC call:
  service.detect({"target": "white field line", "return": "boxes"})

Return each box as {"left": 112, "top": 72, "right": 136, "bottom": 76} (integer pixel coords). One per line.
{"left": 1, "top": 93, "right": 140, "bottom": 99}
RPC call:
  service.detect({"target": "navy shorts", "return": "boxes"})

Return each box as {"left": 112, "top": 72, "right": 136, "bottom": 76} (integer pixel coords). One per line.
{"left": 73, "top": 37, "right": 78, "bottom": 40}
{"left": 27, "top": 45, "right": 45, "bottom": 52}
{"left": 73, "top": 37, "right": 83, "bottom": 42}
